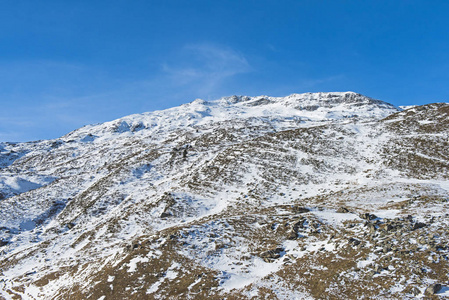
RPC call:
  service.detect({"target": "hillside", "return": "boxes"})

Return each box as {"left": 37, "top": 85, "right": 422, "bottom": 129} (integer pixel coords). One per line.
{"left": 0, "top": 92, "right": 448, "bottom": 299}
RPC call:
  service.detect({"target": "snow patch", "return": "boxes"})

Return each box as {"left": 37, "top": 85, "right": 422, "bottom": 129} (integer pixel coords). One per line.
{"left": 127, "top": 256, "right": 149, "bottom": 273}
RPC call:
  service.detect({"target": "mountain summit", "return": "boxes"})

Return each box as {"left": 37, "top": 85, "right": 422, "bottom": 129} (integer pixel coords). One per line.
{"left": 63, "top": 91, "right": 399, "bottom": 142}
{"left": 0, "top": 92, "right": 448, "bottom": 299}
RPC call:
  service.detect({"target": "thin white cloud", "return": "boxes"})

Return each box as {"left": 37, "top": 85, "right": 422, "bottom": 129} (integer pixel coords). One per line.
{"left": 162, "top": 44, "right": 251, "bottom": 96}
{"left": 299, "top": 74, "right": 346, "bottom": 89}
{"left": 184, "top": 44, "right": 250, "bottom": 75}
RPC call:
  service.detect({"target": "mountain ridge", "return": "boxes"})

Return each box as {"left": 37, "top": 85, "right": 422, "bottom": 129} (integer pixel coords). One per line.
{"left": 61, "top": 91, "right": 400, "bottom": 143}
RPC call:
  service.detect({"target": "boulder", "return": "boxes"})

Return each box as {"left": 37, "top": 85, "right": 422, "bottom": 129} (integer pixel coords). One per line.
{"left": 360, "top": 213, "right": 377, "bottom": 220}
{"left": 291, "top": 219, "right": 305, "bottom": 232}
{"left": 366, "top": 222, "right": 376, "bottom": 233}
{"left": 337, "top": 207, "right": 350, "bottom": 213}
{"left": 287, "top": 231, "right": 297, "bottom": 240}
{"left": 412, "top": 222, "right": 427, "bottom": 231}
{"left": 259, "top": 247, "right": 285, "bottom": 260}
{"left": 348, "top": 237, "right": 361, "bottom": 246}
{"left": 160, "top": 212, "right": 173, "bottom": 218}
{"left": 425, "top": 283, "right": 442, "bottom": 295}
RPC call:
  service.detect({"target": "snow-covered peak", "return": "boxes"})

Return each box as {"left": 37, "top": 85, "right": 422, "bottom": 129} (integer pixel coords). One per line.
{"left": 262, "top": 92, "right": 396, "bottom": 111}
{"left": 62, "top": 92, "right": 400, "bottom": 142}
{"left": 213, "top": 91, "right": 394, "bottom": 108}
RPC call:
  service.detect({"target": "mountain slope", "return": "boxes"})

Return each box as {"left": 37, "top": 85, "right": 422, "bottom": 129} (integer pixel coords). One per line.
{"left": 0, "top": 92, "right": 448, "bottom": 299}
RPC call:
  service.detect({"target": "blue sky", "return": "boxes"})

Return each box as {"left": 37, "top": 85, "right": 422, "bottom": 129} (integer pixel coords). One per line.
{"left": 1, "top": 0, "right": 449, "bottom": 142}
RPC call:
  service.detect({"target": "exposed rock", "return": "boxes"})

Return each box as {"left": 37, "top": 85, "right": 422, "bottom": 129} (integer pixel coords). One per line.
{"left": 310, "top": 222, "right": 320, "bottom": 229}
{"left": 160, "top": 212, "right": 173, "bottom": 218}
{"left": 425, "top": 283, "right": 442, "bottom": 295}
{"left": 287, "top": 231, "right": 298, "bottom": 240}
{"left": 412, "top": 222, "right": 427, "bottom": 231}
{"left": 405, "top": 286, "right": 421, "bottom": 296}
{"left": 337, "top": 207, "right": 350, "bottom": 213}
{"left": 259, "top": 247, "right": 285, "bottom": 260}
{"left": 373, "top": 264, "right": 383, "bottom": 273}
{"left": 349, "top": 237, "right": 361, "bottom": 246}
{"left": 360, "top": 213, "right": 377, "bottom": 220}
{"left": 365, "top": 222, "right": 376, "bottom": 233}
{"left": 291, "top": 219, "right": 305, "bottom": 233}
{"left": 291, "top": 206, "right": 309, "bottom": 214}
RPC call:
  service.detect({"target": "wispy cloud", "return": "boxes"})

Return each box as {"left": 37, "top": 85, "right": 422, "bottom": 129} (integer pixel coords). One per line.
{"left": 299, "top": 74, "right": 346, "bottom": 90}
{"left": 161, "top": 44, "right": 252, "bottom": 96}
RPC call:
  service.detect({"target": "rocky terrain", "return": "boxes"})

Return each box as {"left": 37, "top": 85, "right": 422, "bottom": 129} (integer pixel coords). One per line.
{"left": 0, "top": 92, "right": 448, "bottom": 299}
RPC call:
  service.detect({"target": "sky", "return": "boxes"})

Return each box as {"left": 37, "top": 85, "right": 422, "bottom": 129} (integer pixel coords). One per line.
{"left": 1, "top": 0, "right": 449, "bottom": 142}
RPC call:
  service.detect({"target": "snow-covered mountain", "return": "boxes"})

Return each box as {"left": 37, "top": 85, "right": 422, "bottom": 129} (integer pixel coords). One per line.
{"left": 0, "top": 92, "right": 448, "bottom": 299}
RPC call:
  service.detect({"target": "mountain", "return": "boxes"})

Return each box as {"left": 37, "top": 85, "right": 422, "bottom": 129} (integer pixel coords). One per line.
{"left": 0, "top": 92, "right": 448, "bottom": 299}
